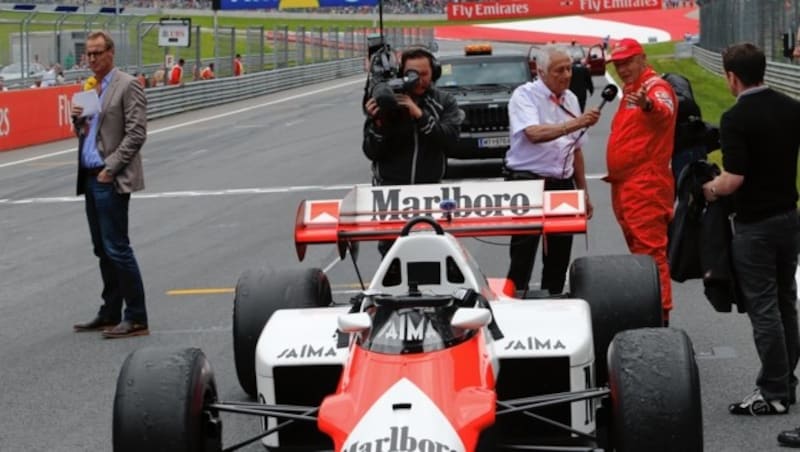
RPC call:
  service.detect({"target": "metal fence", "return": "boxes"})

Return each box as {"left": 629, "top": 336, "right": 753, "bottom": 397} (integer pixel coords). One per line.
{"left": 693, "top": 45, "right": 800, "bottom": 99}
{"left": 698, "top": 0, "right": 800, "bottom": 63}
{"left": 0, "top": 5, "right": 433, "bottom": 87}
{"left": 145, "top": 57, "right": 364, "bottom": 120}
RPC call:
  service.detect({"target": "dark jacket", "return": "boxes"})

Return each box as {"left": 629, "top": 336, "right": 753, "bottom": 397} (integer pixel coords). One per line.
{"left": 668, "top": 160, "right": 743, "bottom": 312}
{"left": 363, "top": 88, "right": 461, "bottom": 185}
{"left": 568, "top": 63, "right": 594, "bottom": 113}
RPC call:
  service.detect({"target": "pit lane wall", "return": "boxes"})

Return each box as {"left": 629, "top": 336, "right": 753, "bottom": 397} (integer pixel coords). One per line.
{"left": 0, "top": 57, "right": 364, "bottom": 151}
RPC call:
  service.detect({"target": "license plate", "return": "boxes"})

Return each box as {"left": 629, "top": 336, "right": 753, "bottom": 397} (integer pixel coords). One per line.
{"left": 478, "top": 136, "right": 510, "bottom": 148}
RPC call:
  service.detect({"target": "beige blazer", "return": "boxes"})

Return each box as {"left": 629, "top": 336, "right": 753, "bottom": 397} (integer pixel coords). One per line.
{"left": 76, "top": 69, "right": 147, "bottom": 195}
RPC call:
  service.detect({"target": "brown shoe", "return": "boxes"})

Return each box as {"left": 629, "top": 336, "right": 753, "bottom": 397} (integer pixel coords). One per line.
{"left": 102, "top": 320, "right": 149, "bottom": 339}
{"left": 74, "top": 316, "right": 120, "bottom": 332}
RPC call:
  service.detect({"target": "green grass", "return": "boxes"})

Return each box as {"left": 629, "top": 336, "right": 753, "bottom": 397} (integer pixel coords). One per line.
{"left": 637, "top": 42, "right": 800, "bottom": 200}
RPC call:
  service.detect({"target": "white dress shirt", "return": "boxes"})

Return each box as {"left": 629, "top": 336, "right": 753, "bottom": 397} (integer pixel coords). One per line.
{"left": 505, "top": 79, "right": 587, "bottom": 179}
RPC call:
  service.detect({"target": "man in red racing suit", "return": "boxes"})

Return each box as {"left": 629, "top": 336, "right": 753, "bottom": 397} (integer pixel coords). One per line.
{"left": 605, "top": 38, "right": 677, "bottom": 323}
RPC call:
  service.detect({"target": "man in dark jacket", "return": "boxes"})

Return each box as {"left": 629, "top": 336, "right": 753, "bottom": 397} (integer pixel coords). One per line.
{"left": 569, "top": 58, "right": 594, "bottom": 113}
{"left": 363, "top": 47, "right": 461, "bottom": 186}
{"left": 702, "top": 43, "right": 800, "bottom": 420}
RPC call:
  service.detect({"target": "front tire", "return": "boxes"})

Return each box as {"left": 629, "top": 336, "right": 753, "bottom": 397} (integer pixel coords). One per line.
{"left": 569, "top": 254, "right": 663, "bottom": 385}
{"left": 607, "top": 328, "right": 702, "bottom": 452}
{"left": 233, "top": 267, "right": 333, "bottom": 397}
{"left": 113, "top": 347, "right": 222, "bottom": 452}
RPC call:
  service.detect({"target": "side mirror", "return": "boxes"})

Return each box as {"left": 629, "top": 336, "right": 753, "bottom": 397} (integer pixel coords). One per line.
{"left": 338, "top": 312, "right": 372, "bottom": 333}
{"left": 451, "top": 307, "right": 492, "bottom": 330}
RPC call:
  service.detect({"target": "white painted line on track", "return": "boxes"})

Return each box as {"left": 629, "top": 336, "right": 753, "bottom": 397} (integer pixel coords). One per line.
{"left": 0, "top": 184, "right": 353, "bottom": 205}
{"left": 0, "top": 176, "right": 612, "bottom": 205}
{"left": 0, "top": 79, "right": 364, "bottom": 170}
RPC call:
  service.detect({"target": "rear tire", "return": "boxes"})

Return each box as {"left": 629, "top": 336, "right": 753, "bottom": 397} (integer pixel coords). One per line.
{"left": 569, "top": 254, "right": 663, "bottom": 386}
{"left": 233, "top": 267, "right": 333, "bottom": 397}
{"left": 113, "top": 347, "right": 222, "bottom": 452}
{"left": 607, "top": 328, "right": 702, "bottom": 452}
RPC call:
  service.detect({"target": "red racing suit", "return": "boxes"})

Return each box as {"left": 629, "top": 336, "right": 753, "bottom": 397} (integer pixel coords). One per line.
{"left": 606, "top": 67, "right": 677, "bottom": 317}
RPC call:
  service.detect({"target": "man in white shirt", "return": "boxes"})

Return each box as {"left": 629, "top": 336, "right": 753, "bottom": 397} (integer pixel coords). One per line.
{"left": 504, "top": 44, "right": 601, "bottom": 296}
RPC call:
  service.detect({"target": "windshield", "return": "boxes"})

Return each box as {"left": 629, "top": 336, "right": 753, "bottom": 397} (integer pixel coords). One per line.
{"left": 438, "top": 60, "right": 529, "bottom": 88}
{"left": 360, "top": 300, "right": 473, "bottom": 354}
{"left": 567, "top": 46, "right": 586, "bottom": 63}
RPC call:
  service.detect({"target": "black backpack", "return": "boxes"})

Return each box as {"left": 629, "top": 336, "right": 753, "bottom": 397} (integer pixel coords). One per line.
{"left": 662, "top": 72, "right": 707, "bottom": 150}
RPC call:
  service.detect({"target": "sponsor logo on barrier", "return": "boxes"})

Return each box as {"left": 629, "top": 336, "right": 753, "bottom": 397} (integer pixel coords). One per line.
{"left": 58, "top": 95, "right": 72, "bottom": 129}
{"left": 579, "top": 0, "right": 660, "bottom": 13}
{"left": 370, "top": 186, "right": 533, "bottom": 220}
{"left": 449, "top": 2, "right": 529, "bottom": 19}
{"left": 447, "top": 0, "right": 661, "bottom": 20}
{"left": 343, "top": 426, "right": 458, "bottom": 452}
{"left": 0, "top": 108, "right": 10, "bottom": 137}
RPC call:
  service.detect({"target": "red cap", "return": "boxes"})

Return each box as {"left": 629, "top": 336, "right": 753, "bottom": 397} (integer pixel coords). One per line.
{"left": 607, "top": 38, "right": 644, "bottom": 63}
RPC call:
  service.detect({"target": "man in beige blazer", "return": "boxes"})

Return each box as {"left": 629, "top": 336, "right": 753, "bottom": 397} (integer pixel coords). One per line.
{"left": 71, "top": 30, "right": 149, "bottom": 339}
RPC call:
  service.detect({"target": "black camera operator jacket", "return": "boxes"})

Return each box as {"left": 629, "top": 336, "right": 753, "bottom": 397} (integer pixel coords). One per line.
{"left": 363, "top": 88, "right": 461, "bottom": 185}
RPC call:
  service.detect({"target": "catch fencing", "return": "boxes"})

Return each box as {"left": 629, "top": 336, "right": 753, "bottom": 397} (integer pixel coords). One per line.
{"left": 0, "top": 5, "right": 433, "bottom": 87}
{"left": 698, "top": 0, "right": 800, "bottom": 63}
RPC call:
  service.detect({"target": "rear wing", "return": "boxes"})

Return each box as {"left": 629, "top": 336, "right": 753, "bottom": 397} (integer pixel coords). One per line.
{"left": 294, "top": 180, "right": 586, "bottom": 261}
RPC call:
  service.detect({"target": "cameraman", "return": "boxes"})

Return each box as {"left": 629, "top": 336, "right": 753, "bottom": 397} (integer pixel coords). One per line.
{"left": 363, "top": 47, "right": 461, "bottom": 187}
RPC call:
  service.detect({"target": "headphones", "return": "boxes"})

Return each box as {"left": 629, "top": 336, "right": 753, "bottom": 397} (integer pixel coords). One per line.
{"left": 400, "top": 47, "right": 441, "bottom": 82}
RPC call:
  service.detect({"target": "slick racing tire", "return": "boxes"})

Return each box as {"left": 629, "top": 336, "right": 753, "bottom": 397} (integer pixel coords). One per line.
{"left": 607, "top": 328, "right": 702, "bottom": 452}
{"left": 233, "top": 267, "right": 333, "bottom": 398}
{"left": 113, "top": 347, "right": 222, "bottom": 452}
{"left": 569, "top": 254, "right": 662, "bottom": 386}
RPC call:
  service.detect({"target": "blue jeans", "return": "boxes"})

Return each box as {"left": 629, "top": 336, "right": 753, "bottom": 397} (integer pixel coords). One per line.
{"left": 84, "top": 177, "right": 147, "bottom": 323}
{"left": 732, "top": 210, "right": 800, "bottom": 402}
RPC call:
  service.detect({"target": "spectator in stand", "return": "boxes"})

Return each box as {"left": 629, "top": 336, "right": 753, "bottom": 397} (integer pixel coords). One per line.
{"left": 168, "top": 58, "right": 185, "bottom": 86}
{"left": 136, "top": 72, "right": 147, "bottom": 87}
{"left": 0, "top": 76, "right": 8, "bottom": 92}
{"left": 233, "top": 54, "right": 244, "bottom": 77}
{"left": 200, "top": 62, "right": 215, "bottom": 80}
{"left": 30, "top": 77, "right": 43, "bottom": 89}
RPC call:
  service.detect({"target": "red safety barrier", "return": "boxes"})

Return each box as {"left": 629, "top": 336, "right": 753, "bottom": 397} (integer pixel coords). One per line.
{"left": 447, "top": 0, "right": 663, "bottom": 21}
{"left": 0, "top": 84, "right": 82, "bottom": 151}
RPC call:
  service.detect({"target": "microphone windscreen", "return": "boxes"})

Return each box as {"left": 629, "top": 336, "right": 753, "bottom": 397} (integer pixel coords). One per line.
{"left": 601, "top": 84, "right": 619, "bottom": 102}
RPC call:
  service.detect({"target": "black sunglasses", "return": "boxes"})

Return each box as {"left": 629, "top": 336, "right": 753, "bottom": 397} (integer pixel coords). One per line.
{"left": 86, "top": 49, "right": 108, "bottom": 58}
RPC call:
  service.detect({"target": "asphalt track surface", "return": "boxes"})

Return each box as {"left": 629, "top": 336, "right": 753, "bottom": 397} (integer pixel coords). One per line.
{"left": 0, "top": 46, "right": 796, "bottom": 451}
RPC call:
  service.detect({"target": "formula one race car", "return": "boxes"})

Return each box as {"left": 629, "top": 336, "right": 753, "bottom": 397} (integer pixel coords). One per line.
{"left": 112, "top": 180, "right": 702, "bottom": 452}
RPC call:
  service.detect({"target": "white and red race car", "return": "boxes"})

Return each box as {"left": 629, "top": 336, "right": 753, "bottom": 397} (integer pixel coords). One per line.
{"left": 112, "top": 180, "right": 702, "bottom": 452}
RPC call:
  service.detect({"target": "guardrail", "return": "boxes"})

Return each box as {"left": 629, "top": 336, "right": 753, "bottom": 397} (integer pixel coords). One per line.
{"left": 144, "top": 57, "right": 364, "bottom": 120}
{"left": 693, "top": 46, "right": 800, "bottom": 100}
{"left": 0, "top": 57, "right": 367, "bottom": 151}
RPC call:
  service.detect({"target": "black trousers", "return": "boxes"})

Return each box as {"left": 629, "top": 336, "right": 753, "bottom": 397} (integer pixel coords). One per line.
{"left": 506, "top": 174, "right": 575, "bottom": 295}
{"left": 732, "top": 209, "right": 800, "bottom": 402}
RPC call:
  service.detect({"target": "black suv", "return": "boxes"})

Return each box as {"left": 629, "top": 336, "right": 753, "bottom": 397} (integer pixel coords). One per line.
{"left": 437, "top": 46, "right": 535, "bottom": 160}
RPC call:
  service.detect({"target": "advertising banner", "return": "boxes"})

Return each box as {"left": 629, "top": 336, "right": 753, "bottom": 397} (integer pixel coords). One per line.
{"left": 215, "top": 0, "right": 375, "bottom": 10}
{"left": 447, "top": 0, "right": 662, "bottom": 21}
{"left": 0, "top": 85, "right": 82, "bottom": 151}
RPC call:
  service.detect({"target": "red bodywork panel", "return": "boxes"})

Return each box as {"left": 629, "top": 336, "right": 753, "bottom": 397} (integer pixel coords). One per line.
{"left": 318, "top": 333, "right": 496, "bottom": 452}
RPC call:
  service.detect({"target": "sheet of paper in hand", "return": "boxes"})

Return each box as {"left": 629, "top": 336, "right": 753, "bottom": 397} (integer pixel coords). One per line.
{"left": 72, "top": 90, "right": 101, "bottom": 117}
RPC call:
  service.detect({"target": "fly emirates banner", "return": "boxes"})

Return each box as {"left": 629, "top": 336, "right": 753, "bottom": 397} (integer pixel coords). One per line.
{"left": 447, "top": 0, "right": 662, "bottom": 21}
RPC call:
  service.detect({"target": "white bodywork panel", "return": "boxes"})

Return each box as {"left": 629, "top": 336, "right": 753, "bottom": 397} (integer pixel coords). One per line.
{"left": 255, "top": 231, "right": 597, "bottom": 444}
